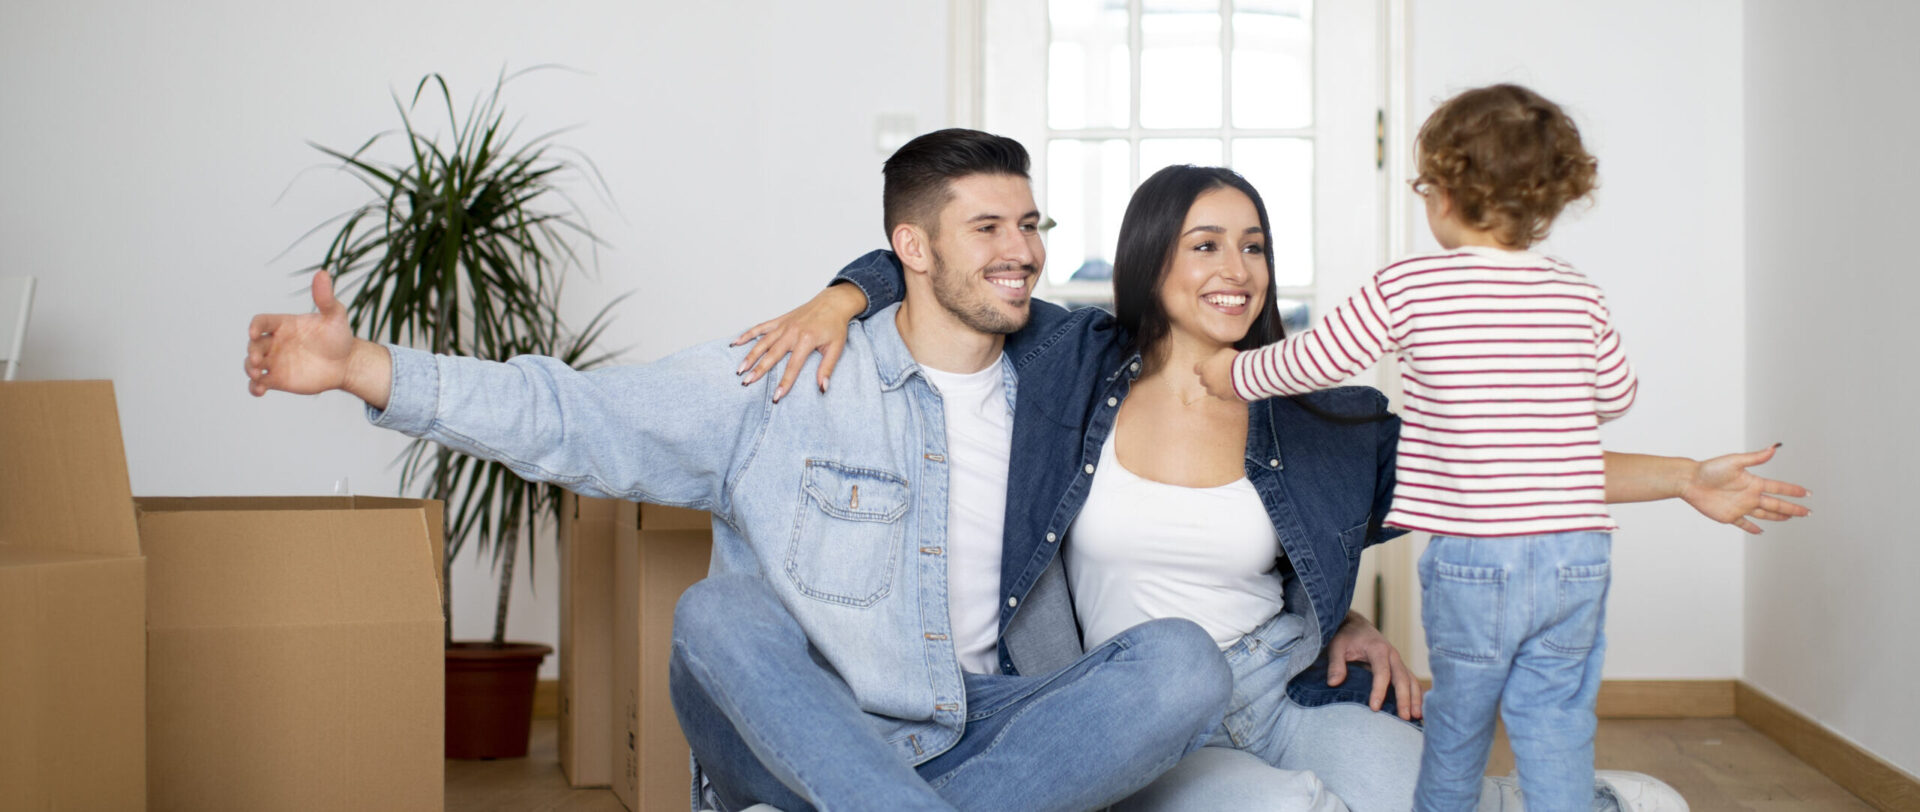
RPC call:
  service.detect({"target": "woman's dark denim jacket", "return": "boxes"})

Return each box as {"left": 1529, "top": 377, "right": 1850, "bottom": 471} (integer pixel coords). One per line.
{"left": 836, "top": 250, "right": 1409, "bottom": 714}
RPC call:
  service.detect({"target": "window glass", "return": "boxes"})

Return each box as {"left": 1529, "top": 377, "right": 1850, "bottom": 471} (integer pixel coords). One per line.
{"left": 1045, "top": 138, "right": 1131, "bottom": 284}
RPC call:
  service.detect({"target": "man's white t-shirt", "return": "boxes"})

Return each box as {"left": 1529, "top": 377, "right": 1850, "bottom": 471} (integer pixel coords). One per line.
{"left": 919, "top": 359, "right": 1012, "bottom": 675}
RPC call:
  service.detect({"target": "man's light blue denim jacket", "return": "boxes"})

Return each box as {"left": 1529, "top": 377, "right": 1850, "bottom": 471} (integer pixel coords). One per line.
{"left": 369, "top": 303, "right": 995, "bottom": 764}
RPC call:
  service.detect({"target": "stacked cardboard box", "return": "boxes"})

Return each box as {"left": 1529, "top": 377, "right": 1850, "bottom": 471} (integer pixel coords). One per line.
{"left": 1, "top": 380, "right": 447, "bottom": 812}
{"left": 558, "top": 495, "right": 714, "bottom": 811}
{"left": 557, "top": 492, "right": 629, "bottom": 787}
{"left": 0, "top": 381, "right": 147, "bottom": 810}
{"left": 613, "top": 502, "right": 713, "bottom": 811}
{"left": 137, "top": 496, "right": 445, "bottom": 811}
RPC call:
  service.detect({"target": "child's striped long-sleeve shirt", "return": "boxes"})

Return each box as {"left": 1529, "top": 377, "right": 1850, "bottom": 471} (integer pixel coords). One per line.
{"left": 1230, "top": 246, "right": 1638, "bottom": 537}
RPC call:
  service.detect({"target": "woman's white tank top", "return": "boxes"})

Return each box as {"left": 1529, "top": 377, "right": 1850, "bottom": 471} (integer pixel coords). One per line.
{"left": 1066, "top": 431, "right": 1284, "bottom": 650}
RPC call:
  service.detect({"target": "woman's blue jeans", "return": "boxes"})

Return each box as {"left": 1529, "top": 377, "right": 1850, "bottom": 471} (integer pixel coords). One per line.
{"left": 1415, "top": 532, "right": 1613, "bottom": 812}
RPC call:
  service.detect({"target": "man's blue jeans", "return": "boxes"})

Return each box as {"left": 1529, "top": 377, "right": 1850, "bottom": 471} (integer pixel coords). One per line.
{"left": 670, "top": 574, "right": 1231, "bottom": 812}
{"left": 1416, "top": 532, "right": 1612, "bottom": 812}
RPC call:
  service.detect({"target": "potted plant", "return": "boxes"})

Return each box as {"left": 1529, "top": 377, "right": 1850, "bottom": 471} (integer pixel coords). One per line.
{"left": 295, "top": 69, "right": 621, "bottom": 759}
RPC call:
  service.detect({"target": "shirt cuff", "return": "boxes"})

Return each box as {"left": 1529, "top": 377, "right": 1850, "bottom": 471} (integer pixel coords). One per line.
{"left": 1230, "top": 349, "right": 1259, "bottom": 402}
{"left": 365, "top": 345, "right": 441, "bottom": 437}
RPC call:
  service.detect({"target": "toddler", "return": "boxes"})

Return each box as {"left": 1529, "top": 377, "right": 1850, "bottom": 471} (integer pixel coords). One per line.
{"left": 1198, "top": 83, "right": 1633, "bottom": 811}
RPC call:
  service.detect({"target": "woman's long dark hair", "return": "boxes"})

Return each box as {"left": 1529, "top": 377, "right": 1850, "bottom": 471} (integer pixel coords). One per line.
{"left": 1112, "top": 164, "right": 1387, "bottom": 424}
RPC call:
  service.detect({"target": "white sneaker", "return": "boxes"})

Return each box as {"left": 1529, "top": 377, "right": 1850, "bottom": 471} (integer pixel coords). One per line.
{"left": 1595, "top": 771, "right": 1688, "bottom": 812}
{"left": 1478, "top": 771, "right": 1687, "bottom": 812}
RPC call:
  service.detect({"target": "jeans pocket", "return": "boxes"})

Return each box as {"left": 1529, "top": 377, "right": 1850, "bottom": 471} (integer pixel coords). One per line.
{"left": 1422, "top": 557, "right": 1507, "bottom": 663}
{"left": 1544, "top": 561, "right": 1610, "bottom": 655}
{"left": 785, "top": 460, "right": 907, "bottom": 607}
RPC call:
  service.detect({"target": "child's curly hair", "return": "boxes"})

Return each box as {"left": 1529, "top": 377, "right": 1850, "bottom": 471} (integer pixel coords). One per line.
{"left": 1415, "top": 84, "right": 1597, "bottom": 248}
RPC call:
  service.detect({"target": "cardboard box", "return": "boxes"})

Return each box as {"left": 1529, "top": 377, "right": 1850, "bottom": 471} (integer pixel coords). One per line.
{"left": 557, "top": 493, "right": 631, "bottom": 787}
{"left": 612, "top": 503, "right": 713, "bottom": 811}
{"left": 136, "top": 496, "right": 446, "bottom": 812}
{"left": 0, "top": 381, "right": 147, "bottom": 810}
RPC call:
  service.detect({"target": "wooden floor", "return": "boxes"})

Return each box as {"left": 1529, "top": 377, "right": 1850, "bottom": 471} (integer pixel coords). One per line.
{"left": 449, "top": 717, "right": 1873, "bottom": 811}
{"left": 445, "top": 721, "right": 625, "bottom": 812}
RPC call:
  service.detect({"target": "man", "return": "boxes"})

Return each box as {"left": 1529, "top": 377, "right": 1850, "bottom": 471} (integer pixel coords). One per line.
{"left": 244, "top": 129, "right": 1230, "bottom": 811}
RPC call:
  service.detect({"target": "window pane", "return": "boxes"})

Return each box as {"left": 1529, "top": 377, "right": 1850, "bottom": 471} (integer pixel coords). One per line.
{"left": 1049, "top": 0, "right": 1130, "bottom": 130}
{"left": 1045, "top": 139, "right": 1131, "bottom": 285}
{"left": 1273, "top": 297, "right": 1312, "bottom": 335}
{"left": 1232, "top": 138, "right": 1314, "bottom": 287}
{"left": 1232, "top": 0, "right": 1312, "bottom": 128}
{"left": 1141, "top": 1, "right": 1222, "bottom": 129}
{"left": 1139, "top": 138, "right": 1223, "bottom": 178}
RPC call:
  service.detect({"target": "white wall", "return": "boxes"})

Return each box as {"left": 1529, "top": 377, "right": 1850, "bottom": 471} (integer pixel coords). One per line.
{"left": 1408, "top": 0, "right": 1750, "bottom": 678}
{"left": 1744, "top": 1, "right": 1920, "bottom": 777}
{"left": 0, "top": 0, "right": 950, "bottom": 675}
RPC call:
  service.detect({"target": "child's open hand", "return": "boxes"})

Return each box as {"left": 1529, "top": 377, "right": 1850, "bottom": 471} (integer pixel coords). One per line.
{"left": 1195, "top": 348, "right": 1245, "bottom": 402}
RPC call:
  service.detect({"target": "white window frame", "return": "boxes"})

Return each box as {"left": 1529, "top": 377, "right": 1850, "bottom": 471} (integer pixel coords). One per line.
{"left": 954, "top": 0, "right": 1420, "bottom": 638}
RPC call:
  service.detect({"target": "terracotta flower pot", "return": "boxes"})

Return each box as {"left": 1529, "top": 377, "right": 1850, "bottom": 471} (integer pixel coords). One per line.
{"left": 444, "top": 641, "right": 554, "bottom": 759}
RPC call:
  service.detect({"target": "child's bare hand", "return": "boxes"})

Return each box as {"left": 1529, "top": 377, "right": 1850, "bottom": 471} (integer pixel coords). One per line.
{"left": 1194, "top": 348, "right": 1245, "bottom": 402}
{"left": 1681, "top": 444, "right": 1810, "bottom": 533}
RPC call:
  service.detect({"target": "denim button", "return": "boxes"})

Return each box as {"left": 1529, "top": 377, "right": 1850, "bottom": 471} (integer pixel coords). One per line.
{"left": 1007, "top": 596, "right": 1018, "bottom": 608}
{"left": 1269, "top": 459, "right": 1279, "bottom": 467}
{"left": 1083, "top": 464, "right": 1095, "bottom": 474}
{"left": 1107, "top": 397, "right": 1118, "bottom": 407}
{"left": 1130, "top": 362, "right": 1139, "bottom": 372}
{"left": 1045, "top": 532, "right": 1057, "bottom": 543}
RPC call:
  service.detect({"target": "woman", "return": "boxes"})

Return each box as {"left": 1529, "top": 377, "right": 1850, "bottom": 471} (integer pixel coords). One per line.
{"left": 740, "top": 165, "right": 1804, "bottom": 810}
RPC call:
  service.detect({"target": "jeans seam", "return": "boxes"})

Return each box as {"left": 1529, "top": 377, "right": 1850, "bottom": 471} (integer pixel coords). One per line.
{"left": 927, "top": 636, "right": 1152, "bottom": 797}
{"left": 672, "top": 641, "right": 816, "bottom": 804}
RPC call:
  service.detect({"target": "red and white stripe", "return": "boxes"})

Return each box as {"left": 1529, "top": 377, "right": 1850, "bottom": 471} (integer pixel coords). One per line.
{"left": 1231, "top": 248, "right": 1638, "bottom": 537}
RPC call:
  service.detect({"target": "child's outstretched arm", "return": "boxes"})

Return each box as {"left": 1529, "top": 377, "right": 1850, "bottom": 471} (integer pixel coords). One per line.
{"left": 1604, "top": 445, "right": 1810, "bottom": 534}
{"left": 1204, "top": 276, "right": 1397, "bottom": 401}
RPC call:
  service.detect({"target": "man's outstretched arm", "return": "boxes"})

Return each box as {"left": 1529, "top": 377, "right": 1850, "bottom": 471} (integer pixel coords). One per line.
{"left": 244, "top": 271, "right": 768, "bottom": 513}
{"left": 245, "top": 270, "right": 393, "bottom": 409}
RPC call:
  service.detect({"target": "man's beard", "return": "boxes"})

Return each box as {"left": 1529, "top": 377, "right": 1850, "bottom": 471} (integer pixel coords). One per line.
{"left": 929, "top": 248, "right": 1032, "bottom": 336}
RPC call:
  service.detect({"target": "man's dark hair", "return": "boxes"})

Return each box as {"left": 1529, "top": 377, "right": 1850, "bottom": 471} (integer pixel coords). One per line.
{"left": 882, "top": 129, "right": 1030, "bottom": 239}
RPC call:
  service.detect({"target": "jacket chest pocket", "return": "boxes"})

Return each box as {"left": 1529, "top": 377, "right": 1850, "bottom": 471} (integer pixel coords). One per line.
{"left": 786, "top": 460, "right": 909, "bottom": 608}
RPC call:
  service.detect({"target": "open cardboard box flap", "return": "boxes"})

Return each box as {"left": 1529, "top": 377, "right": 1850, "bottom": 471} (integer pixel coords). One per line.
{"left": 135, "top": 502, "right": 443, "bottom": 628}
{"left": 0, "top": 380, "right": 141, "bottom": 557}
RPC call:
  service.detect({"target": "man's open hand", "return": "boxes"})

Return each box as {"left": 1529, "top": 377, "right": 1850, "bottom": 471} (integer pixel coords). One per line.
{"left": 244, "top": 271, "right": 390, "bottom": 408}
